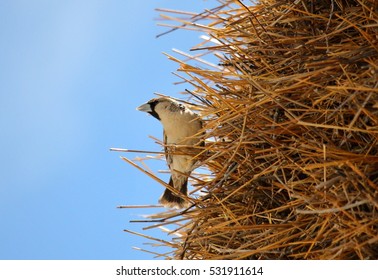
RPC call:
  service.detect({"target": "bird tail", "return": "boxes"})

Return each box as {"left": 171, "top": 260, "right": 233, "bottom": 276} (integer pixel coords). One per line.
{"left": 159, "top": 176, "right": 190, "bottom": 209}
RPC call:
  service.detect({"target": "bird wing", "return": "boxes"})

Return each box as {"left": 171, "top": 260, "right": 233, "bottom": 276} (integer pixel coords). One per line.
{"left": 163, "top": 130, "right": 173, "bottom": 170}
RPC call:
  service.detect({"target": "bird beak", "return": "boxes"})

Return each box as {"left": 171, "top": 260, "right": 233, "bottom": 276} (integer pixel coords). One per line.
{"left": 136, "top": 103, "right": 152, "bottom": 113}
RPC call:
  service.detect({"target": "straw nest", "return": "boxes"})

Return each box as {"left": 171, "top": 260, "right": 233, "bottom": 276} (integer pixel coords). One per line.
{"left": 119, "top": 0, "right": 378, "bottom": 259}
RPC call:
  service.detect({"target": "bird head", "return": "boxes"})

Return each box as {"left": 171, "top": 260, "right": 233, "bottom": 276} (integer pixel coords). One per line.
{"left": 136, "top": 97, "right": 185, "bottom": 122}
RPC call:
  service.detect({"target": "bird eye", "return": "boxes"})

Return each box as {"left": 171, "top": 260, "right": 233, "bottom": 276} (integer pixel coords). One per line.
{"left": 148, "top": 100, "right": 159, "bottom": 110}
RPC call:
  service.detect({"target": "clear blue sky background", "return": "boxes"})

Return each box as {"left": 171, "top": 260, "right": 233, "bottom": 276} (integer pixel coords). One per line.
{"left": 0, "top": 0, "right": 216, "bottom": 260}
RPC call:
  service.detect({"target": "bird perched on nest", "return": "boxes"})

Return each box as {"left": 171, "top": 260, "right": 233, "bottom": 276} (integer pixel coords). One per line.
{"left": 137, "top": 97, "right": 203, "bottom": 209}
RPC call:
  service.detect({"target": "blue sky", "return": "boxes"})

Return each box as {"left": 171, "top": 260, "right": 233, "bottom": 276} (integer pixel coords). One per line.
{"left": 0, "top": 0, "right": 216, "bottom": 259}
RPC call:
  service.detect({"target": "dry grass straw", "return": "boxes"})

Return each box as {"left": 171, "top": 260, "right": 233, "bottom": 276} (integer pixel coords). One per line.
{"left": 120, "top": 0, "right": 378, "bottom": 259}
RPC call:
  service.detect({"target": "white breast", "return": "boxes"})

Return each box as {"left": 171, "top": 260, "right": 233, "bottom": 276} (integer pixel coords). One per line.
{"left": 160, "top": 108, "right": 202, "bottom": 174}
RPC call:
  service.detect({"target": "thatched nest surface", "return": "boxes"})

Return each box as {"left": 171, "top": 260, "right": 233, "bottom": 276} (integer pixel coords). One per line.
{"left": 120, "top": 0, "right": 378, "bottom": 259}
